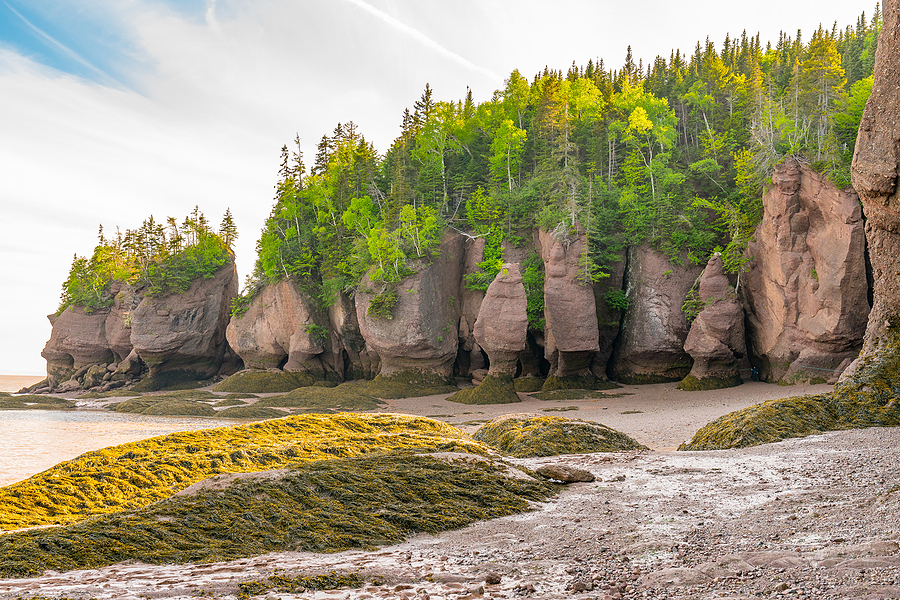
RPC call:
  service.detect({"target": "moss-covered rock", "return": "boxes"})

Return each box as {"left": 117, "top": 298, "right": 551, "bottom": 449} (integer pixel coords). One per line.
{"left": 513, "top": 377, "right": 545, "bottom": 392}
{"left": 474, "top": 414, "right": 648, "bottom": 458}
{"left": 680, "top": 327, "right": 900, "bottom": 450}
{"left": 677, "top": 374, "right": 743, "bottom": 391}
{"left": 541, "top": 374, "right": 620, "bottom": 391}
{"left": 129, "top": 371, "right": 211, "bottom": 393}
{"left": 343, "top": 372, "right": 458, "bottom": 398}
{"left": 0, "top": 413, "right": 489, "bottom": 531}
{"left": 214, "top": 398, "right": 249, "bottom": 408}
{"left": 109, "top": 397, "right": 159, "bottom": 413}
{"left": 0, "top": 453, "right": 553, "bottom": 578}
{"left": 217, "top": 406, "right": 286, "bottom": 419}
{"left": 212, "top": 370, "right": 317, "bottom": 394}
{"left": 446, "top": 376, "right": 521, "bottom": 405}
{"left": 529, "top": 389, "right": 628, "bottom": 401}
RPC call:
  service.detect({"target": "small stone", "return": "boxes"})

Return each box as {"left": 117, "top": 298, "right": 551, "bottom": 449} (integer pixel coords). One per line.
{"left": 484, "top": 572, "right": 502, "bottom": 585}
{"left": 535, "top": 464, "right": 596, "bottom": 483}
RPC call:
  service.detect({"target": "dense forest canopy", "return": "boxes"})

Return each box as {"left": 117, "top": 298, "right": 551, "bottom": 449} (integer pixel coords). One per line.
{"left": 244, "top": 6, "right": 880, "bottom": 318}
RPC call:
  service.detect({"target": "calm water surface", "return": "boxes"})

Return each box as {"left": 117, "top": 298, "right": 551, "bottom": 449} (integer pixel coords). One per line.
{"left": 0, "top": 410, "right": 248, "bottom": 486}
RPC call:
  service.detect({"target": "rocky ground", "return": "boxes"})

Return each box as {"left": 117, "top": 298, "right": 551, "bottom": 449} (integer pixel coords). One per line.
{"left": 1, "top": 424, "right": 898, "bottom": 600}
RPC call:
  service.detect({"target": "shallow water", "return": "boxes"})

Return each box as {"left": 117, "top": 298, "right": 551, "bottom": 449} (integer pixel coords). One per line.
{"left": 0, "top": 410, "right": 247, "bottom": 486}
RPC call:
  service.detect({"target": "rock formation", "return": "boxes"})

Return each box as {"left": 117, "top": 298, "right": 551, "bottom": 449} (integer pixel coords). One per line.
{"left": 680, "top": 253, "right": 747, "bottom": 390}
{"left": 226, "top": 279, "right": 327, "bottom": 373}
{"left": 130, "top": 262, "right": 238, "bottom": 382}
{"left": 609, "top": 245, "right": 702, "bottom": 383}
{"left": 473, "top": 263, "right": 528, "bottom": 377}
{"left": 743, "top": 158, "right": 869, "bottom": 384}
{"left": 539, "top": 228, "right": 600, "bottom": 377}
{"left": 457, "top": 236, "right": 487, "bottom": 377}
{"left": 354, "top": 233, "right": 464, "bottom": 378}
{"left": 43, "top": 261, "right": 239, "bottom": 391}
{"left": 850, "top": 0, "right": 900, "bottom": 365}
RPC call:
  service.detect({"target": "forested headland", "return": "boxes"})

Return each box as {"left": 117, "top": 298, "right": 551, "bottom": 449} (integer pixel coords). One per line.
{"left": 240, "top": 6, "right": 880, "bottom": 319}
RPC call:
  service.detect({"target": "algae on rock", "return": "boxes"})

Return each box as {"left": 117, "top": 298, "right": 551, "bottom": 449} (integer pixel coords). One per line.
{"left": 446, "top": 375, "right": 521, "bottom": 405}
{"left": 474, "top": 414, "right": 647, "bottom": 457}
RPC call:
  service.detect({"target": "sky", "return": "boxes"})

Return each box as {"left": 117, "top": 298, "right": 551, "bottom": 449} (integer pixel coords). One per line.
{"left": 0, "top": 0, "right": 875, "bottom": 376}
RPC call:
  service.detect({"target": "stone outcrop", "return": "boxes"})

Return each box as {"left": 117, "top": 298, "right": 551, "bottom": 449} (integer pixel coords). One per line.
{"left": 130, "top": 262, "right": 238, "bottom": 381}
{"left": 592, "top": 250, "right": 628, "bottom": 379}
{"left": 539, "top": 228, "right": 600, "bottom": 377}
{"left": 355, "top": 233, "right": 464, "bottom": 378}
{"left": 743, "top": 158, "right": 869, "bottom": 384}
{"left": 850, "top": 0, "right": 900, "bottom": 365}
{"left": 609, "top": 245, "right": 702, "bottom": 383}
{"left": 457, "top": 237, "right": 487, "bottom": 377}
{"left": 473, "top": 263, "right": 528, "bottom": 377}
{"left": 42, "top": 308, "right": 114, "bottom": 388}
{"left": 226, "top": 279, "right": 327, "bottom": 374}
{"left": 680, "top": 254, "right": 746, "bottom": 389}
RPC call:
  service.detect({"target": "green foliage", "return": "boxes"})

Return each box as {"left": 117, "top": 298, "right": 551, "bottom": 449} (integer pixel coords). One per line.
{"left": 57, "top": 209, "right": 232, "bottom": 314}
{"left": 521, "top": 251, "right": 545, "bottom": 330}
{"left": 604, "top": 288, "right": 631, "bottom": 312}
{"left": 474, "top": 415, "right": 647, "bottom": 458}
{"left": 366, "top": 288, "right": 399, "bottom": 319}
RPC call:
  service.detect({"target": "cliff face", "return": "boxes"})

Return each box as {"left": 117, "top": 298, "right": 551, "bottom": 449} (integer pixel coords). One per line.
{"left": 42, "top": 261, "right": 239, "bottom": 391}
{"left": 744, "top": 158, "right": 870, "bottom": 383}
{"left": 851, "top": 0, "right": 900, "bottom": 361}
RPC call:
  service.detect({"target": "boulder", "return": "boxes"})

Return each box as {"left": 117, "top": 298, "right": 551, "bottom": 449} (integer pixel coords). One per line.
{"left": 851, "top": 0, "right": 900, "bottom": 365}
{"left": 743, "top": 158, "right": 869, "bottom": 384}
{"left": 355, "top": 233, "right": 464, "bottom": 378}
{"left": 680, "top": 254, "right": 746, "bottom": 390}
{"left": 473, "top": 263, "right": 528, "bottom": 377}
{"left": 130, "top": 262, "right": 238, "bottom": 380}
{"left": 41, "top": 307, "right": 114, "bottom": 388}
{"left": 226, "top": 279, "right": 327, "bottom": 375}
{"left": 534, "top": 464, "right": 596, "bottom": 483}
{"left": 538, "top": 228, "right": 600, "bottom": 376}
{"left": 609, "top": 245, "right": 702, "bottom": 383}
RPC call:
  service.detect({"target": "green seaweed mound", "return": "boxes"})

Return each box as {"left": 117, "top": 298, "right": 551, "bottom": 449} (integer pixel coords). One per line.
{"left": 213, "top": 370, "right": 318, "bottom": 393}
{"left": 474, "top": 414, "right": 648, "bottom": 457}
{"left": 0, "top": 395, "right": 74, "bottom": 410}
{"left": 513, "top": 377, "right": 545, "bottom": 392}
{"left": 341, "top": 372, "right": 459, "bottom": 398}
{"left": 529, "top": 389, "right": 628, "bottom": 401}
{"left": 217, "top": 406, "right": 286, "bottom": 419}
{"left": 446, "top": 375, "right": 521, "bottom": 405}
{"left": 0, "top": 413, "right": 488, "bottom": 531}
{"left": 681, "top": 328, "right": 900, "bottom": 450}
{"left": 0, "top": 454, "right": 554, "bottom": 578}
{"left": 140, "top": 399, "right": 217, "bottom": 416}
{"left": 677, "top": 374, "right": 743, "bottom": 391}
{"left": 541, "top": 375, "right": 620, "bottom": 391}
{"left": 257, "top": 386, "right": 384, "bottom": 412}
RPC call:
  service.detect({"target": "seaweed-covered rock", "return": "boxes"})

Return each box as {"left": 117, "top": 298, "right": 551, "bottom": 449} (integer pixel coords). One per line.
{"left": 212, "top": 369, "right": 317, "bottom": 393}
{"left": 225, "top": 279, "right": 328, "bottom": 374}
{"left": 680, "top": 254, "right": 746, "bottom": 390}
{"left": 610, "top": 245, "right": 702, "bottom": 384}
{"left": 474, "top": 414, "right": 647, "bottom": 457}
{"left": 446, "top": 375, "right": 521, "bottom": 405}
{"left": 539, "top": 229, "right": 600, "bottom": 377}
{"left": 355, "top": 234, "right": 464, "bottom": 377}
{"left": 744, "top": 158, "right": 869, "bottom": 384}
{"left": 473, "top": 263, "right": 528, "bottom": 377}
{"left": 130, "top": 262, "right": 238, "bottom": 381}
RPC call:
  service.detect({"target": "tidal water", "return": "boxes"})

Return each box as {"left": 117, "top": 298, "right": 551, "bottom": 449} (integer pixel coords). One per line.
{"left": 0, "top": 410, "right": 247, "bottom": 486}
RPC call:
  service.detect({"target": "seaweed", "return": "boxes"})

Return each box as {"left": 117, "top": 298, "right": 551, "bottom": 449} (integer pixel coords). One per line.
{"left": 680, "top": 327, "right": 900, "bottom": 450}
{"left": 0, "top": 453, "right": 554, "bottom": 578}
{"left": 140, "top": 400, "right": 217, "bottom": 416}
{"left": 677, "top": 374, "right": 743, "bottom": 391}
{"left": 213, "top": 370, "right": 318, "bottom": 393}
{"left": 0, "top": 414, "right": 488, "bottom": 530}
{"left": 474, "top": 414, "right": 648, "bottom": 457}
{"left": 257, "top": 387, "right": 384, "bottom": 412}
{"left": 237, "top": 571, "right": 364, "bottom": 598}
{"left": 0, "top": 395, "right": 75, "bottom": 410}
{"left": 214, "top": 398, "right": 249, "bottom": 407}
{"left": 513, "top": 377, "right": 545, "bottom": 393}
{"left": 217, "top": 406, "right": 286, "bottom": 419}
{"left": 541, "top": 375, "right": 621, "bottom": 391}
{"left": 529, "top": 389, "right": 629, "bottom": 401}
{"left": 446, "top": 376, "right": 521, "bottom": 405}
